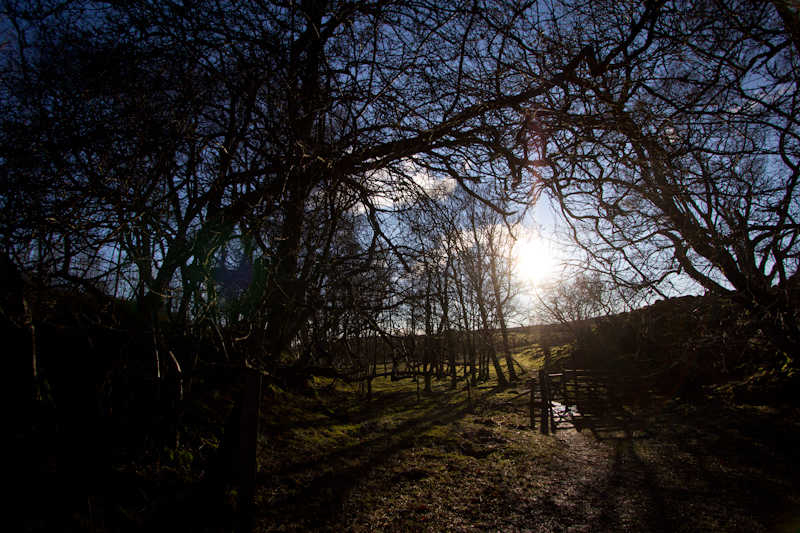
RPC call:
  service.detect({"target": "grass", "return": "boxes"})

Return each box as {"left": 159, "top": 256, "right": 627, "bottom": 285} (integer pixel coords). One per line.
{"left": 110, "top": 344, "right": 800, "bottom": 533}
{"left": 15, "top": 316, "right": 800, "bottom": 532}
{"left": 242, "top": 371, "right": 800, "bottom": 533}
{"left": 252, "top": 373, "right": 556, "bottom": 532}
{"left": 36, "top": 331, "right": 796, "bottom": 532}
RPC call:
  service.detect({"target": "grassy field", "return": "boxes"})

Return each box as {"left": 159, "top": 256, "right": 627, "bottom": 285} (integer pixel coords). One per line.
{"left": 252, "top": 373, "right": 555, "bottom": 532}
{"left": 236, "top": 370, "right": 800, "bottom": 533}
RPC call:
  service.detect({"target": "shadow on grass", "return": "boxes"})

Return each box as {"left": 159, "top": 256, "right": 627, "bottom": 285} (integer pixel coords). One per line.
{"left": 254, "top": 379, "right": 514, "bottom": 530}
{"left": 556, "top": 401, "right": 800, "bottom": 532}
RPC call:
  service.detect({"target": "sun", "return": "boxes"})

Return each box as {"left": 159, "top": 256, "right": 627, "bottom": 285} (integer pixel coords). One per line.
{"left": 514, "top": 235, "right": 558, "bottom": 286}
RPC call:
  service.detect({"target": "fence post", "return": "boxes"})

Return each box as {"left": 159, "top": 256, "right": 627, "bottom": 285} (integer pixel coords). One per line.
{"left": 529, "top": 377, "right": 536, "bottom": 430}
{"left": 538, "top": 369, "right": 550, "bottom": 435}
{"left": 572, "top": 369, "right": 580, "bottom": 407}
{"left": 236, "top": 368, "right": 262, "bottom": 533}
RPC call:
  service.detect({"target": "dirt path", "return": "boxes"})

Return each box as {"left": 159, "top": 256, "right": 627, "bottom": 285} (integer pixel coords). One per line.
{"left": 251, "top": 384, "right": 800, "bottom": 532}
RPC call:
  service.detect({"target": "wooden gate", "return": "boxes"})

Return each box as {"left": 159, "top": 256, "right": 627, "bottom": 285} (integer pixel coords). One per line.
{"left": 529, "top": 369, "right": 614, "bottom": 433}
{"left": 530, "top": 368, "right": 674, "bottom": 433}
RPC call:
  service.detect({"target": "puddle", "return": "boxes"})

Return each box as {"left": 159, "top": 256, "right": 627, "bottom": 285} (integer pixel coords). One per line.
{"left": 551, "top": 402, "right": 576, "bottom": 415}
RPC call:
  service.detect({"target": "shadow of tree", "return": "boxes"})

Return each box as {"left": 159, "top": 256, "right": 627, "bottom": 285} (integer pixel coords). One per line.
{"left": 253, "top": 384, "right": 511, "bottom": 531}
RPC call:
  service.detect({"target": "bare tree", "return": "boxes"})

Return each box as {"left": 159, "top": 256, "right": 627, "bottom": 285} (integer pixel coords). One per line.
{"left": 0, "top": 0, "right": 551, "bottom": 374}
{"left": 525, "top": 0, "right": 800, "bottom": 364}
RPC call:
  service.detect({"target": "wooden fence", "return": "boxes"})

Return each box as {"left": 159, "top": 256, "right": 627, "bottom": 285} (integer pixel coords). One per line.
{"left": 530, "top": 368, "right": 675, "bottom": 433}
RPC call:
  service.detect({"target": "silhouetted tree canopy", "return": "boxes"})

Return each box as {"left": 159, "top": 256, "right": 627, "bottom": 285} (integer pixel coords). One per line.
{"left": 2, "top": 0, "right": 798, "bottom": 378}
{"left": 1, "top": 0, "right": 542, "bottom": 370}
{"left": 530, "top": 0, "right": 800, "bottom": 359}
